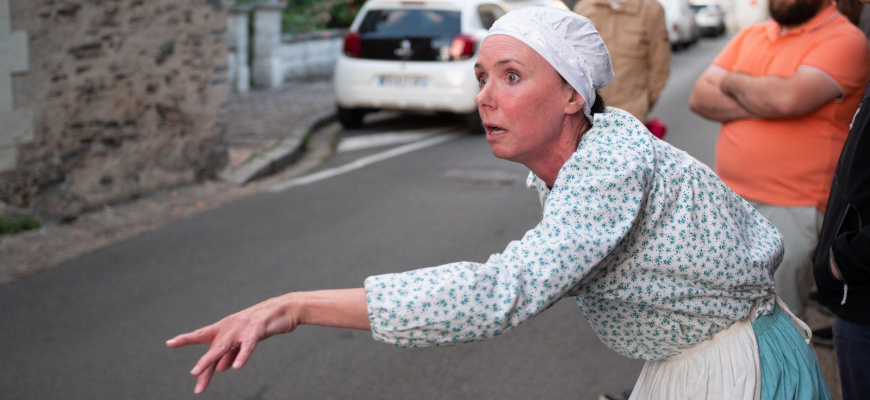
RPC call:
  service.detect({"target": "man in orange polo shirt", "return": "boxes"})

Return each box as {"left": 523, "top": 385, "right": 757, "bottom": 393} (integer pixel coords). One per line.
{"left": 689, "top": 0, "right": 869, "bottom": 320}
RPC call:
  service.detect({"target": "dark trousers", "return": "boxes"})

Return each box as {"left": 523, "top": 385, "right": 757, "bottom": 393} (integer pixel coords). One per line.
{"left": 833, "top": 317, "right": 870, "bottom": 400}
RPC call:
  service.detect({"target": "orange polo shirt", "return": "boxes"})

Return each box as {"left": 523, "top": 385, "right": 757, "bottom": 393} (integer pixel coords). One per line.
{"left": 712, "top": 3, "right": 869, "bottom": 211}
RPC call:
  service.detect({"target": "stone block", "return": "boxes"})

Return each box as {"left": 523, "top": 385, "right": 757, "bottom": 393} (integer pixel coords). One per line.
{"left": 0, "top": 145, "right": 15, "bottom": 170}
{"left": 0, "top": 109, "right": 33, "bottom": 146}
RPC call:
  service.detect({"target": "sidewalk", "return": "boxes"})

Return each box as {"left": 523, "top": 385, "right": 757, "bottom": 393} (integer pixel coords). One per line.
{"left": 0, "top": 77, "right": 340, "bottom": 285}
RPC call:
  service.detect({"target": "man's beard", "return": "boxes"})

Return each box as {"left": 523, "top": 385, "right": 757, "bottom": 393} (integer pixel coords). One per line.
{"left": 769, "top": 0, "right": 824, "bottom": 26}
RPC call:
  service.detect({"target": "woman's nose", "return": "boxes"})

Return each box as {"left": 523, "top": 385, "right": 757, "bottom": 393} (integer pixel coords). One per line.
{"left": 475, "top": 83, "right": 493, "bottom": 109}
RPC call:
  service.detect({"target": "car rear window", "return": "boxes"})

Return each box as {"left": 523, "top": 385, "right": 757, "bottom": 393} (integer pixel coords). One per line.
{"left": 357, "top": 9, "right": 462, "bottom": 61}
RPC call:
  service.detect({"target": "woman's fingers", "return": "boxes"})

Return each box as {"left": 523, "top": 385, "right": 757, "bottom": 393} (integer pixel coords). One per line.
{"left": 232, "top": 339, "right": 258, "bottom": 370}
{"left": 216, "top": 346, "right": 239, "bottom": 373}
{"left": 194, "top": 363, "right": 216, "bottom": 394}
{"left": 186, "top": 332, "right": 257, "bottom": 393}
{"left": 166, "top": 326, "right": 216, "bottom": 348}
{"left": 191, "top": 339, "right": 236, "bottom": 376}
{"left": 167, "top": 294, "right": 306, "bottom": 393}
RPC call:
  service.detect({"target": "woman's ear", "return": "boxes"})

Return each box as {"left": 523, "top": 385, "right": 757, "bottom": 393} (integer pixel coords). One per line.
{"left": 564, "top": 88, "right": 585, "bottom": 115}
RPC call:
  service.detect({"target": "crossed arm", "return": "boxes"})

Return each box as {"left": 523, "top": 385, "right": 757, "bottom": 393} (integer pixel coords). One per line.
{"left": 166, "top": 288, "right": 369, "bottom": 394}
{"left": 689, "top": 65, "right": 843, "bottom": 122}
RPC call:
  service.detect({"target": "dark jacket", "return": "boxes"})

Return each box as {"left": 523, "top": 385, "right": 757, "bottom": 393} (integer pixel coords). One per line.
{"left": 813, "top": 83, "right": 870, "bottom": 325}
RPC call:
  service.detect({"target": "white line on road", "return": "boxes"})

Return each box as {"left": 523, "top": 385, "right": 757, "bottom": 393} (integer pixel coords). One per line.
{"left": 268, "top": 134, "right": 460, "bottom": 192}
{"left": 336, "top": 131, "right": 437, "bottom": 153}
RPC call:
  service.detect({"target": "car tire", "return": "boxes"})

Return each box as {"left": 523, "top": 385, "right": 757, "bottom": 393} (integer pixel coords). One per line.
{"left": 465, "top": 110, "right": 485, "bottom": 134}
{"left": 337, "top": 107, "right": 365, "bottom": 129}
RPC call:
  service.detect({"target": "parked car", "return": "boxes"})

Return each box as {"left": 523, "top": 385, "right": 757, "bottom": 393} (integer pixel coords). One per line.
{"left": 658, "top": 0, "right": 700, "bottom": 49}
{"left": 690, "top": 2, "right": 726, "bottom": 37}
{"left": 333, "top": 0, "right": 511, "bottom": 133}
{"left": 502, "top": 0, "right": 569, "bottom": 10}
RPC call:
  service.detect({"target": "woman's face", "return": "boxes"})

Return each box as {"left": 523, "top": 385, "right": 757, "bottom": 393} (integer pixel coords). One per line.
{"left": 474, "top": 35, "right": 584, "bottom": 169}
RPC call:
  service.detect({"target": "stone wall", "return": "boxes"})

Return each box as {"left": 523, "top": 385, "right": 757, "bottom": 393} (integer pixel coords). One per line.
{"left": 1, "top": 0, "right": 229, "bottom": 220}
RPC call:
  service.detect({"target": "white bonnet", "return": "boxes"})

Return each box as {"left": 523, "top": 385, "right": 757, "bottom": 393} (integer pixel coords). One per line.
{"left": 484, "top": 7, "right": 613, "bottom": 121}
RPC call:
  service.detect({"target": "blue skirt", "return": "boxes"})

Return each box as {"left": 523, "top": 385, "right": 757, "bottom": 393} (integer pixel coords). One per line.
{"left": 752, "top": 302, "right": 831, "bottom": 400}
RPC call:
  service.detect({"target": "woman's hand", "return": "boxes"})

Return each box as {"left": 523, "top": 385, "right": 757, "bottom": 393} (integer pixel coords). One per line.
{"left": 166, "top": 288, "right": 370, "bottom": 394}
{"left": 166, "top": 294, "right": 300, "bottom": 393}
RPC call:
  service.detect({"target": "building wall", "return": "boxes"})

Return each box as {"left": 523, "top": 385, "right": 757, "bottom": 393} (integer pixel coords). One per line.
{"left": 276, "top": 30, "right": 344, "bottom": 82}
{"left": 1, "top": 0, "right": 229, "bottom": 220}
{"left": 721, "top": 0, "right": 770, "bottom": 33}
{"left": 0, "top": 0, "right": 32, "bottom": 177}
{"left": 244, "top": 4, "right": 344, "bottom": 89}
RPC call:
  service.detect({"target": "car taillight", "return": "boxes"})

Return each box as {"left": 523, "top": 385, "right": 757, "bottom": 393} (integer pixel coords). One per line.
{"left": 449, "top": 34, "right": 476, "bottom": 60}
{"left": 343, "top": 31, "right": 361, "bottom": 58}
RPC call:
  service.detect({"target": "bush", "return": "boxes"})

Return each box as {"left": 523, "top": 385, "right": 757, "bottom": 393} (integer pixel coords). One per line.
{"left": 285, "top": 0, "right": 365, "bottom": 34}
{"left": 0, "top": 215, "right": 40, "bottom": 235}
{"left": 235, "top": 0, "right": 365, "bottom": 34}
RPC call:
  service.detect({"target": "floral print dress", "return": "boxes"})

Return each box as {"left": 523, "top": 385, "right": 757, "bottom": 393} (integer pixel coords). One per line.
{"left": 364, "top": 108, "right": 783, "bottom": 361}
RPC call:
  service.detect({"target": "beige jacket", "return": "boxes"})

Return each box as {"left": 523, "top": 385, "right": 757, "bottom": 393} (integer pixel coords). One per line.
{"left": 575, "top": 0, "right": 671, "bottom": 122}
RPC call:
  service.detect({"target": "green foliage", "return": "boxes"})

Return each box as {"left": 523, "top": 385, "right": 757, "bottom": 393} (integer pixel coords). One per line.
{"left": 0, "top": 215, "right": 40, "bottom": 235}
{"left": 283, "top": 0, "right": 365, "bottom": 34}
{"left": 234, "top": 0, "right": 365, "bottom": 34}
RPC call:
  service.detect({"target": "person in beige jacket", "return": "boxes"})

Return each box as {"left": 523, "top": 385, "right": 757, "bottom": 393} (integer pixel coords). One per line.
{"left": 574, "top": 0, "right": 671, "bottom": 123}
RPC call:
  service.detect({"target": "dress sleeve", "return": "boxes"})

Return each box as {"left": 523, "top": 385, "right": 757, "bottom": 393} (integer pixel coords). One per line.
{"left": 365, "top": 132, "right": 650, "bottom": 347}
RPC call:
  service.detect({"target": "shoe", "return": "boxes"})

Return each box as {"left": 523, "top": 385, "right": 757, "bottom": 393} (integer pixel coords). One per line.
{"left": 598, "top": 389, "right": 632, "bottom": 400}
{"left": 811, "top": 326, "right": 833, "bottom": 347}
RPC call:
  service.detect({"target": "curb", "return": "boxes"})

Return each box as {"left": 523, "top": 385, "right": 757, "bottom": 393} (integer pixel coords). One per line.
{"left": 221, "top": 109, "right": 338, "bottom": 185}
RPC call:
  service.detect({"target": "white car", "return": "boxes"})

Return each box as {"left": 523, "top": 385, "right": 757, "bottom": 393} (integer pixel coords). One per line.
{"left": 502, "top": 0, "right": 569, "bottom": 10}
{"left": 690, "top": 2, "right": 726, "bottom": 37}
{"left": 658, "top": 0, "right": 700, "bottom": 49}
{"left": 333, "top": 0, "right": 511, "bottom": 133}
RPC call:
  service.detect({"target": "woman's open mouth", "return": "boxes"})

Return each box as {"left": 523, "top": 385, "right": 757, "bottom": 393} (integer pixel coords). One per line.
{"left": 485, "top": 124, "right": 507, "bottom": 136}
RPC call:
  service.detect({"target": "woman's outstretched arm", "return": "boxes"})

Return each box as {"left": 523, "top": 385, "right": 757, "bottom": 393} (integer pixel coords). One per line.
{"left": 166, "top": 288, "right": 369, "bottom": 394}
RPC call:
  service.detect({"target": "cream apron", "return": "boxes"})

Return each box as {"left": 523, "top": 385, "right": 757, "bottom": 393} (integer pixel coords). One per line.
{"left": 628, "top": 298, "right": 812, "bottom": 400}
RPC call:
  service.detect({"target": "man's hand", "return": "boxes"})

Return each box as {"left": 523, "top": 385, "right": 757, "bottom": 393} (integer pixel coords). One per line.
{"left": 689, "top": 66, "right": 753, "bottom": 122}
{"left": 830, "top": 250, "right": 843, "bottom": 281}
{"left": 720, "top": 68, "right": 843, "bottom": 119}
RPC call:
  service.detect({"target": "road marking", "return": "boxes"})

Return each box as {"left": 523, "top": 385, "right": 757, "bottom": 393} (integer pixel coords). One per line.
{"left": 268, "top": 133, "right": 459, "bottom": 192}
{"left": 337, "top": 131, "right": 437, "bottom": 153}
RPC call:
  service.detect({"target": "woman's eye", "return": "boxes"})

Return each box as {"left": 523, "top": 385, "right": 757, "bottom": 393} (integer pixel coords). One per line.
{"left": 477, "top": 76, "right": 488, "bottom": 87}
{"left": 507, "top": 73, "right": 519, "bottom": 83}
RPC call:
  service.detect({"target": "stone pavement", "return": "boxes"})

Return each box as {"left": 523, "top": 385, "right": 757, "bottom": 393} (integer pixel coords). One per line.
{"left": 0, "top": 77, "right": 340, "bottom": 286}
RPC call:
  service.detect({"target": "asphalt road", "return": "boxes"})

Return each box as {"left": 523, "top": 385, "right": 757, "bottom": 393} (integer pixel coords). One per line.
{"left": 0, "top": 35, "right": 734, "bottom": 400}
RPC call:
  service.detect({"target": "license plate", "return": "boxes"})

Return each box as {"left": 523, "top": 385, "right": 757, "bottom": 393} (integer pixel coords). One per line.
{"left": 378, "top": 75, "right": 428, "bottom": 88}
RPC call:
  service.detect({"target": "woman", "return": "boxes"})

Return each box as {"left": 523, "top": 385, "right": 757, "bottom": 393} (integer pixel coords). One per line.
{"left": 168, "top": 7, "right": 830, "bottom": 399}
